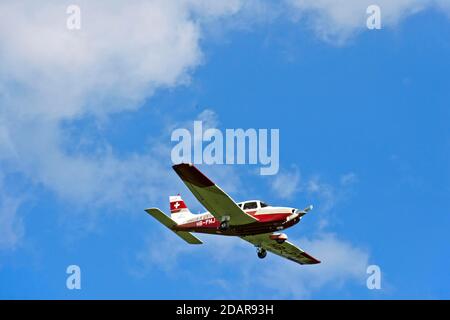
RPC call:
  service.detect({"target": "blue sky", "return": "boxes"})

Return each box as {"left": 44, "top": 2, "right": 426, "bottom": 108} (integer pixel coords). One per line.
{"left": 0, "top": 1, "right": 450, "bottom": 299}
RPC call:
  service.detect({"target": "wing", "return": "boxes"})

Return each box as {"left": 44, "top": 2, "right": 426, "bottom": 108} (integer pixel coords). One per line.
{"left": 241, "top": 233, "right": 321, "bottom": 265}
{"left": 172, "top": 163, "right": 257, "bottom": 225}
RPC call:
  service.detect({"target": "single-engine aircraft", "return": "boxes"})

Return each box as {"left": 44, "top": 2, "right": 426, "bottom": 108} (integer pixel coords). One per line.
{"left": 145, "top": 163, "right": 320, "bottom": 265}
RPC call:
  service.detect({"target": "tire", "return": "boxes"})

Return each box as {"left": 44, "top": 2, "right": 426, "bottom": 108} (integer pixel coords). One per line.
{"left": 257, "top": 249, "right": 267, "bottom": 259}
{"left": 219, "top": 221, "right": 229, "bottom": 231}
{"left": 276, "top": 239, "right": 285, "bottom": 244}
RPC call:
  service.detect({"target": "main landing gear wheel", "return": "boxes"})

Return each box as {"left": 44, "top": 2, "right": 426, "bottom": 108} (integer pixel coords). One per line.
{"left": 257, "top": 248, "right": 267, "bottom": 259}
{"left": 276, "top": 239, "right": 286, "bottom": 244}
{"left": 219, "top": 221, "right": 230, "bottom": 231}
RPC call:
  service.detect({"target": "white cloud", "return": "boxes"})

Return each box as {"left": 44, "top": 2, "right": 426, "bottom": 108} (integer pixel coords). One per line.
{"left": 0, "top": 1, "right": 251, "bottom": 250}
{"left": 0, "top": 1, "right": 204, "bottom": 119}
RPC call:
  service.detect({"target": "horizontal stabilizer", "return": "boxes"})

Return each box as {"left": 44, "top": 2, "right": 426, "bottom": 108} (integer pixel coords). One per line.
{"left": 145, "top": 208, "right": 202, "bottom": 244}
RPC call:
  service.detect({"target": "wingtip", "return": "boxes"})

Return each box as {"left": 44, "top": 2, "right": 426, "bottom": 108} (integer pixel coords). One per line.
{"left": 172, "top": 162, "right": 193, "bottom": 169}
{"left": 172, "top": 163, "right": 215, "bottom": 187}
{"left": 301, "top": 251, "right": 321, "bottom": 264}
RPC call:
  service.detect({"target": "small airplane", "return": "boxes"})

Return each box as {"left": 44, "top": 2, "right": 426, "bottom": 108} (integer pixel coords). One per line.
{"left": 145, "top": 163, "right": 320, "bottom": 265}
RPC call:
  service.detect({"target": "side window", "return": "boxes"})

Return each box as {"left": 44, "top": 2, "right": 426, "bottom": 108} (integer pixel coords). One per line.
{"left": 243, "top": 202, "right": 258, "bottom": 210}
{"left": 260, "top": 202, "right": 269, "bottom": 208}
{"left": 236, "top": 203, "right": 242, "bottom": 208}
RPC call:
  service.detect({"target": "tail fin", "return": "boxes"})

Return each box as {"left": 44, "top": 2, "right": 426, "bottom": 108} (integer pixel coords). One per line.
{"left": 169, "top": 195, "right": 193, "bottom": 223}
{"left": 145, "top": 208, "right": 202, "bottom": 244}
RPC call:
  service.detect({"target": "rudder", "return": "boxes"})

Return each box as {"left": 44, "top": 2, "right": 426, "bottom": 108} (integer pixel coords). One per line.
{"left": 169, "top": 195, "right": 193, "bottom": 223}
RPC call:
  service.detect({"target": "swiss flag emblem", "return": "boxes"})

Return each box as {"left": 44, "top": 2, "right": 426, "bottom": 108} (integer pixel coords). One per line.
{"left": 170, "top": 198, "right": 187, "bottom": 213}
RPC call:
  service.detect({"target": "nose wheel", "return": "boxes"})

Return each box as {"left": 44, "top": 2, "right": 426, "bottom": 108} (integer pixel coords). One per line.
{"left": 257, "top": 248, "right": 267, "bottom": 259}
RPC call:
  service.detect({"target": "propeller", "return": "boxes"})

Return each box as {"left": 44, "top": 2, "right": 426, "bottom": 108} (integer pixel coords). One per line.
{"left": 295, "top": 205, "right": 313, "bottom": 217}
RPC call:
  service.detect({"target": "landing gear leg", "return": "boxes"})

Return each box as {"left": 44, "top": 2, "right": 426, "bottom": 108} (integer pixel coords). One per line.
{"left": 257, "top": 248, "right": 267, "bottom": 259}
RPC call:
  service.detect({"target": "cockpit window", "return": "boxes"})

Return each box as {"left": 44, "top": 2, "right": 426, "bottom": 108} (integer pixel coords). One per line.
{"left": 260, "top": 202, "right": 269, "bottom": 208}
{"left": 243, "top": 202, "right": 258, "bottom": 210}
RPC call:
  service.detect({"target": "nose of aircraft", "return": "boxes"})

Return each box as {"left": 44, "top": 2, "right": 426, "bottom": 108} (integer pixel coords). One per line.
{"left": 295, "top": 205, "right": 313, "bottom": 217}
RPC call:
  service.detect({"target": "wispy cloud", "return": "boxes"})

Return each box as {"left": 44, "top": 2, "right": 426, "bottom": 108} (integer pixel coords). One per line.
{"left": 136, "top": 231, "right": 369, "bottom": 299}
{"left": 0, "top": 174, "right": 24, "bottom": 250}
{"left": 270, "top": 166, "right": 301, "bottom": 200}
{"left": 305, "top": 175, "right": 338, "bottom": 212}
{"left": 255, "top": 232, "right": 370, "bottom": 298}
{"left": 136, "top": 233, "right": 196, "bottom": 274}
{"left": 340, "top": 172, "right": 358, "bottom": 186}
{"left": 270, "top": 165, "right": 358, "bottom": 214}
{"left": 287, "top": 0, "right": 429, "bottom": 43}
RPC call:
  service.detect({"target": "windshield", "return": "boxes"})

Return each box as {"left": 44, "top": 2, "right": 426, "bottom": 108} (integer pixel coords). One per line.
{"left": 260, "top": 202, "right": 269, "bottom": 208}
{"left": 243, "top": 202, "right": 258, "bottom": 210}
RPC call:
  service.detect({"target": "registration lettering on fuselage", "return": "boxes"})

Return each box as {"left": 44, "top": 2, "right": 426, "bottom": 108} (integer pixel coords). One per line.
{"left": 196, "top": 217, "right": 216, "bottom": 227}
